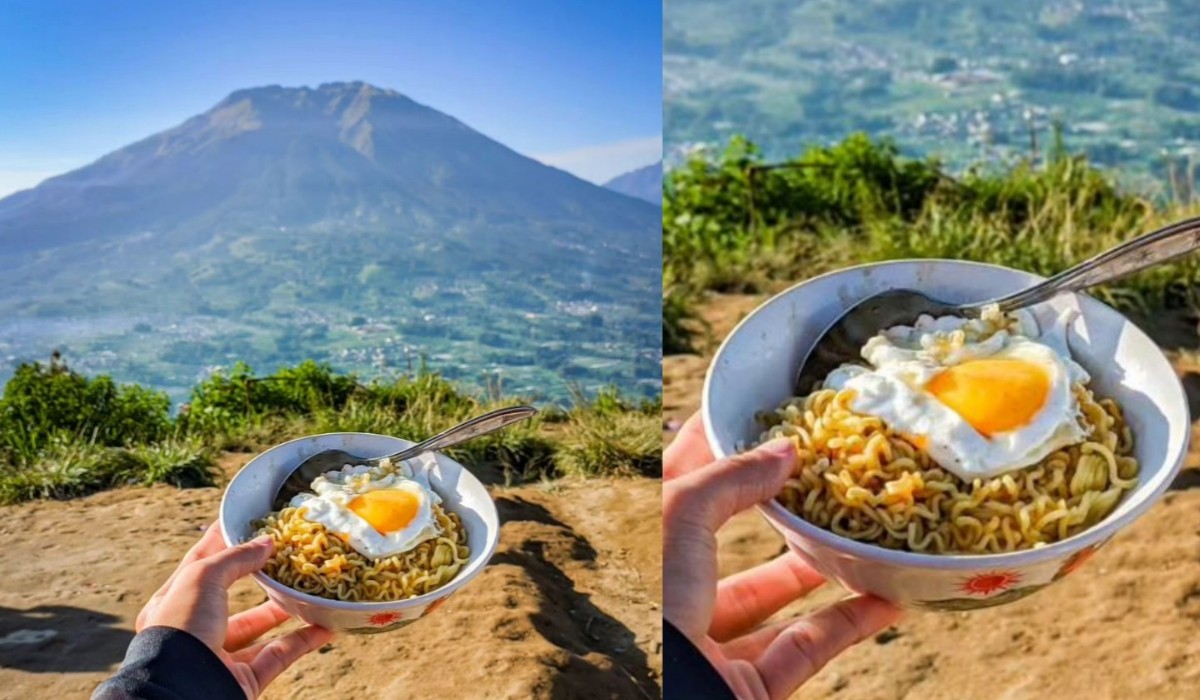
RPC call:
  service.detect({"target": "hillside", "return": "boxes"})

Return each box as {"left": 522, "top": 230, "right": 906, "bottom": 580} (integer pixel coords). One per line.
{"left": 666, "top": 0, "right": 1200, "bottom": 190}
{"left": 0, "top": 82, "right": 661, "bottom": 402}
{"left": 604, "top": 161, "right": 664, "bottom": 204}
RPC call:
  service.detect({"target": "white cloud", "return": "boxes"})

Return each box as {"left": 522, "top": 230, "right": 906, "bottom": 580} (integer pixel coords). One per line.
{"left": 533, "top": 136, "right": 661, "bottom": 184}
{"left": 0, "top": 170, "right": 62, "bottom": 198}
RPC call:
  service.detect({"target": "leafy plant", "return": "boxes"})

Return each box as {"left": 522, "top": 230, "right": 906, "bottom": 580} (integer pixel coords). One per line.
{"left": 0, "top": 356, "right": 170, "bottom": 465}
{"left": 0, "top": 358, "right": 661, "bottom": 505}
{"left": 664, "top": 287, "right": 701, "bottom": 355}
{"left": 665, "top": 133, "right": 1200, "bottom": 317}
{"left": 181, "top": 360, "right": 358, "bottom": 436}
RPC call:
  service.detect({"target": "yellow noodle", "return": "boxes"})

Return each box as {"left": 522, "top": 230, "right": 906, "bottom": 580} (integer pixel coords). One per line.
{"left": 760, "top": 383, "right": 1138, "bottom": 553}
{"left": 252, "top": 503, "right": 470, "bottom": 602}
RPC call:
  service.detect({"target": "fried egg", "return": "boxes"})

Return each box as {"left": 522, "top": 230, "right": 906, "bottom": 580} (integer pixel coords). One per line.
{"left": 289, "top": 458, "right": 442, "bottom": 559}
{"left": 824, "top": 307, "right": 1090, "bottom": 480}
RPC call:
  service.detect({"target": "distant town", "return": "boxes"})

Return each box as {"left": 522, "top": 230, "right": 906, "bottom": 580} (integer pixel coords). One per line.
{"left": 666, "top": 0, "right": 1199, "bottom": 195}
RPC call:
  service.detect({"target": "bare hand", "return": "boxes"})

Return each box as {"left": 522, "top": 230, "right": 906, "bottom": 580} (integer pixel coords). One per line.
{"left": 136, "top": 522, "right": 333, "bottom": 699}
{"left": 664, "top": 414, "right": 900, "bottom": 699}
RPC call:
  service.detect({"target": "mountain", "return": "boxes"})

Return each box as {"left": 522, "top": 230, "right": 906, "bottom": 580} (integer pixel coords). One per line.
{"left": 0, "top": 82, "right": 662, "bottom": 402}
{"left": 604, "top": 162, "right": 663, "bottom": 205}
{"left": 0, "top": 82, "right": 652, "bottom": 252}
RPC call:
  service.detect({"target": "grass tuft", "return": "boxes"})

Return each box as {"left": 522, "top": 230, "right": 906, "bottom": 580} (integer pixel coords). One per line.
{"left": 556, "top": 411, "right": 662, "bottom": 478}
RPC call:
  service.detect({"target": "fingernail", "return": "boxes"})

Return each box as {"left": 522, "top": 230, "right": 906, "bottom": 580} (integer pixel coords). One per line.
{"left": 250, "top": 535, "right": 274, "bottom": 550}
{"left": 759, "top": 437, "right": 796, "bottom": 459}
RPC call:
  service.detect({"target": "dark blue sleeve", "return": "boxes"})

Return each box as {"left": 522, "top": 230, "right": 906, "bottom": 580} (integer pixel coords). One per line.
{"left": 92, "top": 626, "right": 246, "bottom": 700}
{"left": 665, "top": 620, "right": 736, "bottom": 699}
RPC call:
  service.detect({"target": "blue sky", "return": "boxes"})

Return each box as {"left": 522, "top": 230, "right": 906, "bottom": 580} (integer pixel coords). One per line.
{"left": 0, "top": 0, "right": 661, "bottom": 196}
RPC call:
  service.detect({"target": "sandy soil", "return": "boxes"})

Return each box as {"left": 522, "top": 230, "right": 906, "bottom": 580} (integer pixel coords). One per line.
{"left": 0, "top": 456, "right": 662, "bottom": 699}
{"left": 665, "top": 292, "right": 1200, "bottom": 700}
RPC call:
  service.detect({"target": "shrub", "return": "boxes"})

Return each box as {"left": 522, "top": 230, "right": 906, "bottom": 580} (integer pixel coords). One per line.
{"left": 182, "top": 360, "right": 358, "bottom": 435}
{"left": 664, "top": 133, "right": 1200, "bottom": 316}
{"left": 0, "top": 357, "right": 170, "bottom": 465}
{"left": 0, "top": 361, "right": 661, "bottom": 505}
{"left": 664, "top": 288, "right": 700, "bottom": 355}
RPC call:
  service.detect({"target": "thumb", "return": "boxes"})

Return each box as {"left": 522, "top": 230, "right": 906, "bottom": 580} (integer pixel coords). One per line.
{"left": 663, "top": 437, "right": 797, "bottom": 641}
{"left": 663, "top": 413, "right": 716, "bottom": 481}
{"left": 191, "top": 535, "right": 275, "bottom": 590}
{"left": 667, "top": 437, "right": 797, "bottom": 536}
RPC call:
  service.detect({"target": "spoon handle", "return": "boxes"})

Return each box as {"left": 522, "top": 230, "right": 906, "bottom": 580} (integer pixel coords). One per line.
{"left": 974, "top": 214, "right": 1200, "bottom": 314}
{"left": 382, "top": 405, "right": 538, "bottom": 464}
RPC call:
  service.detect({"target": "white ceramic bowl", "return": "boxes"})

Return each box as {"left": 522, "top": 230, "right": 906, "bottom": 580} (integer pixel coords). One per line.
{"left": 219, "top": 432, "right": 499, "bottom": 632}
{"left": 703, "top": 260, "right": 1189, "bottom": 610}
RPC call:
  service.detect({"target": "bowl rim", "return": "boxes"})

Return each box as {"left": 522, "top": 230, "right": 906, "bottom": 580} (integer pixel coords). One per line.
{"left": 219, "top": 431, "right": 501, "bottom": 610}
{"left": 702, "top": 258, "right": 1190, "bottom": 570}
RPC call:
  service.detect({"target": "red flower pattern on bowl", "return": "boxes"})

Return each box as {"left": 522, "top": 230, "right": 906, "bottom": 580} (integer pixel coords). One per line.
{"left": 959, "top": 571, "right": 1022, "bottom": 596}
{"left": 367, "top": 611, "right": 404, "bottom": 626}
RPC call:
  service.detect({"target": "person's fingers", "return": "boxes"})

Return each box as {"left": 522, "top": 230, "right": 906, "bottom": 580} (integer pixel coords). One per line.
{"left": 186, "top": 536, "right": 274, "bottom": 591}
{"left": 224, "top": 600, "right": 292, "bottom": 652}
{"left": 719, "top": 617, "right": 793, "bottom": 662}
{"left": 246, "top": 625, "right": 334, "bottom": 692}
{"left": 663, "top": 438, "right": 796, "bottom": 640}
{"left": 718, "top": 598, "right": 862, "bottom": 663}
{"left": 137, "top": 522, "right": 227, "bottom": 630}
{"left": 665, "top": 437, "right": 796, "bottom": 535}
{"left": 186, "top": 521, "right": 230, "bottom": 561}
{"left": 754, "top": 596, "right": 899, "bottom": 699}
{"left": 708, "top": 554, "right": 826, "bottom": 642}
{"left": 154, "top": 523, "right": 228, "bottom": 595}
{"left": 664, "top": 413, "right": 715, "bottom": 480}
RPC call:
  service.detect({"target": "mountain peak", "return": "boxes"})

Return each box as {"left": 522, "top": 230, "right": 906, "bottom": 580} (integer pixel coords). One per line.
{"left": 221, "top": 81, "right": 403, "bottom": 100}
{"left": 605, "top": 161, "right": 663, "bottom": 205}
{"left": 0, "top": 81, "right": 656, "bottom": 255}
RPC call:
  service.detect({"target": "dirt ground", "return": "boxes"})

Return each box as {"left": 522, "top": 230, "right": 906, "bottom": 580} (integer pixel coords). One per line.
{"left": 665, "top": 292, "right": 1200, "bottom": 700}
{"left": 0, "top": 456, "right": 662, "bottom": 700}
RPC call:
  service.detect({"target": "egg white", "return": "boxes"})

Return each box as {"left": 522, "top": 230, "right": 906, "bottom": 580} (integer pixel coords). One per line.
{"left": 289, "top": 462, "right": 443, "bottom": 559}
{"left": 825, "top": 308, "right": 1090, "bottom": 481}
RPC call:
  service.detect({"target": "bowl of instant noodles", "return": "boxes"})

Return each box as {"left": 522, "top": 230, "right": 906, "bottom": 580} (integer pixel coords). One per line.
{"left": 219, "top": 432, "right": 499, "bottom": 632}
{"left": 702, "top": 260, "right": 1188, "bottom": 610}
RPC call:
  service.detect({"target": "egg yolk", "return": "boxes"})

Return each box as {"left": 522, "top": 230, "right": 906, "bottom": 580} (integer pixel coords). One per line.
{"left": 348, "top": 489, "right": 421, "bottom": 535}
{"left": 925, "top": 359, "right": 1050, "bottom": 437}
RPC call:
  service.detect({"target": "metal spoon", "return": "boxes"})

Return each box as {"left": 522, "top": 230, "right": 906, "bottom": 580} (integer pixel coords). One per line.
{"left": 795, "top": 214, "right": 1200, "bottom": 392}
{"left": 271, "top": 405, "right": 537, "bottom": 509}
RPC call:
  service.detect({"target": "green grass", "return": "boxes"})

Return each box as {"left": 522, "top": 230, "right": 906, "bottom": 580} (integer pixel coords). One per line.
{"left": 556, "top": 411, "right": 662, "bottom": 478}
{"left": 664, "top": 133, "right": 1200, "bottom": 352}
{"left": 0, "top": 438, "right": 216, "bottom": 505}
{"left": 0, "top": 358, "right": 661, "bottom": 505}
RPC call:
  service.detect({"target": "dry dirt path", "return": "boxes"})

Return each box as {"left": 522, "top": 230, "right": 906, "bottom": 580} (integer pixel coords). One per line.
{"left": 0, "top": 455, "right": 662, "bottom": 700}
